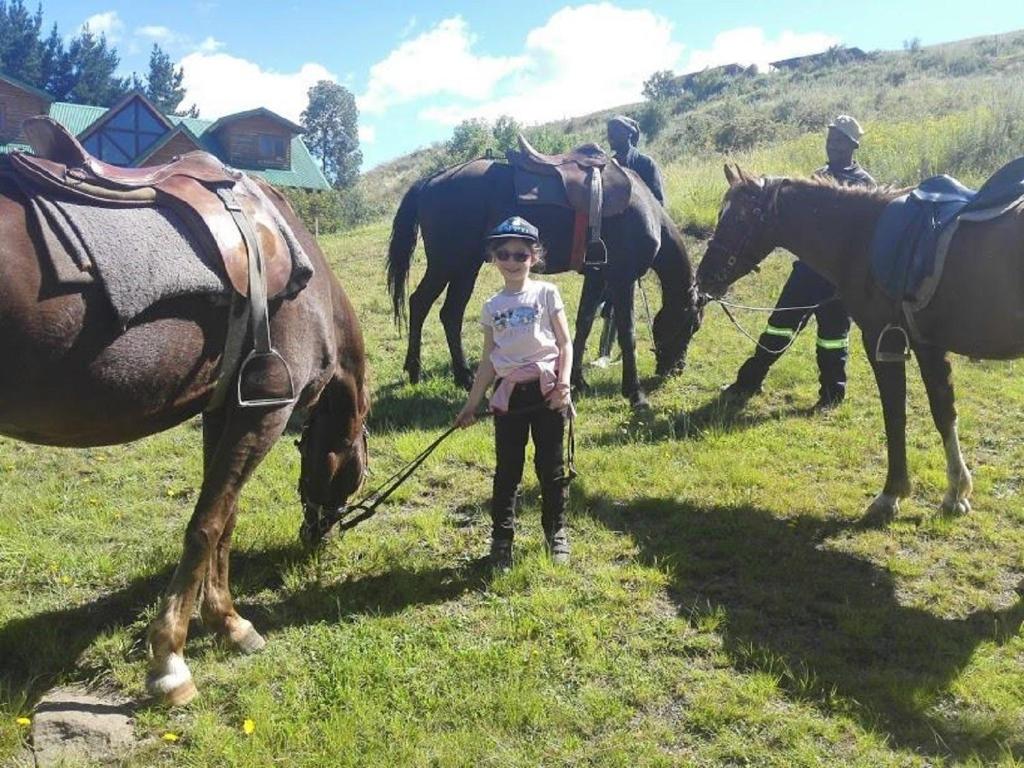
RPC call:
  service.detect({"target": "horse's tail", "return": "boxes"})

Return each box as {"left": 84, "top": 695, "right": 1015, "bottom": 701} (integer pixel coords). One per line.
{"left": 387, "top": 180, "right": 423, "bottom": 326}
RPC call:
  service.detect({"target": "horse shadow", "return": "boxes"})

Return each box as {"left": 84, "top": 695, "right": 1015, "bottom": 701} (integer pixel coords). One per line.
{"left": 580, "top": 491, "right": 1024, "bottom": 761}
{"left": 0, "top": 540, "right": 485, "bottom": 706}
{"left": 369, "top": 363, "right": 470, "bottom": 433}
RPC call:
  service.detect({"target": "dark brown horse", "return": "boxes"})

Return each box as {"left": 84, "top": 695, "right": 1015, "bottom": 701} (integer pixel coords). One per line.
{"left": 387, "top": 160, "right": 704, "bottom": 407}
{"left": 699, "top": 164, "right": 1024, "bottom": 522}
{"left": 0, "top": 166, "right": 369, "bottom": 705}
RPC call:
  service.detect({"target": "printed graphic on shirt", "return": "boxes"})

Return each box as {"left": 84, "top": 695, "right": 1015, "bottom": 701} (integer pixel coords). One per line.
{"left": 492, "top": 304, "right": 539, "bottom": 332}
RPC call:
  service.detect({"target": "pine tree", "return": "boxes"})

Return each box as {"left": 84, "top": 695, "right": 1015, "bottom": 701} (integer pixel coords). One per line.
{"left": 40, "top": 22, "right": 71, "bottom": 98}
{"left": 0, "top": 0, "right": 45, "bottom": 87}
{"left": 64, "top": 27, "right": 129, "bottom": 106}
{"left": 145, "top": 44, "right": 186, "bottom": 113}
{"left": 301, "top": 80, "right": 361, "bottom": 189}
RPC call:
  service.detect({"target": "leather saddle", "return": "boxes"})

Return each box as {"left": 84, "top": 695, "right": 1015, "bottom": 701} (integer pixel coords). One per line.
{"left": 9, "top": 116, "right": 301, "bottom": 409}
{"left": 11, "top": 116, "right": 294, "bottom": 300}
{"left": 870, "top": 157, "right": 1024, "bottom": 322}
{"left": 507, "top": 135, "right": 632, "bottom": 267}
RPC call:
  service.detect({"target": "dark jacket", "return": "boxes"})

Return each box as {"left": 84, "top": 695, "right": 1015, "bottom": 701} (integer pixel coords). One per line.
{"left": 814, "top": 161, "right": 875, "bottom": 187}
{"left": 615, "top": 146, "right": 665, "bottom": 204}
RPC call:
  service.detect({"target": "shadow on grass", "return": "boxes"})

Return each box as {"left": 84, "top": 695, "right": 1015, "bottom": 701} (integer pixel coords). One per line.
{"left": 580, "top": 492, "right": 1024, "bottom": 761}
{"left": 369, "top": 361, "right": 469, "bottom": 432}
{"left": 0, "top": 541, "right": 485, "bottom": 707}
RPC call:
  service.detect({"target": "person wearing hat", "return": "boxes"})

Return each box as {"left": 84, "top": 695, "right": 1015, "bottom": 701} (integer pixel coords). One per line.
{"left": 591, "top": 116, "right": 668, "bottom": 364}
{"left": 455, "top": 216, "right": 574, "bottom": 570}
{"left": 723, "top": 115, "right": 875, "bottom": 410}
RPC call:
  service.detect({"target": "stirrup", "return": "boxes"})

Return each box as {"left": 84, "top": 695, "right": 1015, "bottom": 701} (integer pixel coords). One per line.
{"left": 875, "top": 322, "right": 911, "bottom": 363}
{"left": 236, "top": 347, "right": 297, "bottom": 408}
{"left": 584, "top": 238, "right": 608, "bottom": 266}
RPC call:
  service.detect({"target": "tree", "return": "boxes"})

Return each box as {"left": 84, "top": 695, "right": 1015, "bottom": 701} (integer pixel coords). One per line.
{"left": 63, "top": 26, "right": 130, "bottom": 106}
{"left": 301, "top": 80, "right": 361, "bottom": 189}
{"left": 40, "top": 22, "right": 72, "bottom": 96}
{"left": 0, "top": 0, "right": 45, "bottom": 86}
{"left": 642, "top": 70, "right": 683, "bottom": 101}
{"left": 145, "top": 44, "right": 188, "bottom": 113}
{"left": 445, "top": 118, "right": 491, "bottom": 162}
{"left": 491, "top": 114, "right": 521, "bottom": 153}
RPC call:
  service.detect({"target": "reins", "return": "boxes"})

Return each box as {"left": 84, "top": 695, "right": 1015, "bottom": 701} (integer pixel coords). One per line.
{"left": 710, "top": 294, "right": 839, "bottom": 356}
{"left": 312, "top": 402, "right": 578, "bottom": 538}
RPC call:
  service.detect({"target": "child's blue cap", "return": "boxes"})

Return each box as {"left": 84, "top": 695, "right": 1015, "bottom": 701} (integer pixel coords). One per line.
{"left": 486, "top": 216, "right": 539, "bottom": 243}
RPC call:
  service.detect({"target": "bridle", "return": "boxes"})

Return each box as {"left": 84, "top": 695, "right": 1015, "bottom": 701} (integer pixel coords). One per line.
{"left": 296, "top": 418, "right": 369, "bottom": 517}
{"left": 701, "top": 178, "right": 784, "bottom": 294}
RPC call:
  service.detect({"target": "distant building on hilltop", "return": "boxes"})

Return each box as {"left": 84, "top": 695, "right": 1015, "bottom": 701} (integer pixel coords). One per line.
{"left": 675, "top": 63, "right": 747, "bottom": 89}
{"left": 769, "top": 47, "right": 867, "bottom": 72}
{"left": 0, "top": 71, "right": 329, "bottom": 191}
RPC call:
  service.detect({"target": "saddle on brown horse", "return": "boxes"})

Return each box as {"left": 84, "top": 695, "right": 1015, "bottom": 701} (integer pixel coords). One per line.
{"left": 7, "top": 116, "right": 302, "bottom": 409}
{"left": 507, "top": 134, "right": 632, "bottom": 268}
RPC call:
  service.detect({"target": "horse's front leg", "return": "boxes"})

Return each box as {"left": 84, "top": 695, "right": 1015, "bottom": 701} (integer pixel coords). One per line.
{"left": 915, "top": 344, "right": 972, "bottom": 514}
{"left": 146, "top": 408, "right": 288, "bottom": 705}
{"left": 440, "top": 268, "right": 480, "bottom": 390}
{"left": 609, "top": 278, "right": 647, "bottom": 409}
{"left": 571, "top": 269, "right": 606, "bottom": 395}
{"left": 863, "top": 333, "right": 912, "bottom": 523}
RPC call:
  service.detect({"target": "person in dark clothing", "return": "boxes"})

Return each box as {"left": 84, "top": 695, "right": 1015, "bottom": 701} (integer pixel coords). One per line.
{"left": 723, "top": 115, "right": 876, "bottom": 410}
{"left": 594, "top": 115, "right": 667, "bottom": 361}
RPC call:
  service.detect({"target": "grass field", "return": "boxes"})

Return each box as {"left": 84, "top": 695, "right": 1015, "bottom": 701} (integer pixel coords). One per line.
{"left": 2, "top": 220, "right": 1023, "bottom": 766}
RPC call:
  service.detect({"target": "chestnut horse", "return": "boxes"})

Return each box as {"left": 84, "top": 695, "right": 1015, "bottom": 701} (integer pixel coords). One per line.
{"left": 387, "top": 160, "right": 704, "bottom": 408}
{"left": 0, "top": 166, "right": 369, "bottom": 705}
{"left": 698, "top": 164, "right": 1024, "bottom": 522}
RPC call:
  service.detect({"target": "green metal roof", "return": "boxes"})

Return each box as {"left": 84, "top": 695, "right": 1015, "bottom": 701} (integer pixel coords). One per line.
{"left": 0, "top": 142, "right": 30, "bottom": 153}
{"left": 10, "top": 101, "right": 331, "bottom": 191}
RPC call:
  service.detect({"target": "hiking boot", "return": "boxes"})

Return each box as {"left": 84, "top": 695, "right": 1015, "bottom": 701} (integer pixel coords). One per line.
{"left": 813, "top": 394, "right": 844, "bottom": 412}
{"left": 721, "top": 381, "right": 761, "bottom": 403}
{"left": 489, "top": 539, "right": 513, "bottom": 572}
{"left": 546, "top": 528, "right": 571, "bottom": 565}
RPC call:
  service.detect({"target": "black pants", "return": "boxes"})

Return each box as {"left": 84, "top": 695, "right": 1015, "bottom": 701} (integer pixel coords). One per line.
{"left": 734, "top": 262, "right": 851, "bottom": 401}
{"left": 492, "top": 381, "right": 568, "bottom": 543}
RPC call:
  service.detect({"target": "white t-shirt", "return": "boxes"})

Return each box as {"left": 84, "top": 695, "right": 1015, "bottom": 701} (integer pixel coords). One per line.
{"left": 480, "top": 279, "right": 565, "bottom": 378}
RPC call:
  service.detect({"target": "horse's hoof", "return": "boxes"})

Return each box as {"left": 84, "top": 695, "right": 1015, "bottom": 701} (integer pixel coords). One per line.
{"left": 572, "top": 378, "right": 593, "bottom": 397}
{"left": 227, "top": 619, "right": 266, "bottom": 655}
{"left": 629, "top": 392, "right": 650, "bottom": 410}
{"left": 405, "top": 364, "right": 421, "bottom": 385}
{"left": 941, "top": 494, "right": 971, "bottom": 516}
{"left": 146, "top": 653, "right": 197, "bottom": 707}
{"left": 862, "top": 493, "right": 899, "bottom": 526}
{"left": 454, "top": 371, "right": 474, "bottom": 391}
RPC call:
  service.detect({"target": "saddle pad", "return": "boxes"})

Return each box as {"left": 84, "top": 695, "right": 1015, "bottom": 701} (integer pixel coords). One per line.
{"left": 41, "top": 198, "right": 230, "bottom": 324}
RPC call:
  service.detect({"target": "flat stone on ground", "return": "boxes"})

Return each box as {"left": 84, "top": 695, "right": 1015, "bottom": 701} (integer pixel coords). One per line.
{"left": 31, "top": 686, "right": 136, "bottom": 767}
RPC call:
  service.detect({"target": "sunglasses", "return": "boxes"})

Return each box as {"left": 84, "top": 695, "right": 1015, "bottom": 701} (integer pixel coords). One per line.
{"left": 493, "top": 250, "right": 533, "bottom": 263}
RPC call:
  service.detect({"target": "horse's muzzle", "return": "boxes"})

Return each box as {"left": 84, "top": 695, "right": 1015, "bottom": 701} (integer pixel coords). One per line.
{"left": 299, "top": 502, "right": 346, "bottom": 548}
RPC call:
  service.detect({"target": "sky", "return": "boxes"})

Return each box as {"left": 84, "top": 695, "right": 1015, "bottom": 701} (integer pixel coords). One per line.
{"left": 35, "top": 0, "right": 1024, "bottom": 169}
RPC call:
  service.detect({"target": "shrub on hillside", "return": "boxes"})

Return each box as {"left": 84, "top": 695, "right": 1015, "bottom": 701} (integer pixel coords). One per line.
{"left": 637, "top": 101, "right": 669, "bottom": 140}
{"left": 282, "top": 186, "right": 390, "bottom": 235}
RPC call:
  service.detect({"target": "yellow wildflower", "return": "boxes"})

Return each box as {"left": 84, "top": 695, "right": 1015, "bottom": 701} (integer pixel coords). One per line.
{"left": 162, "top": 732, "right": 179, "bottom": 742}
{"left": 242, "top": 719, "right": 255, "bottom": 735}
{"left": 16, "top": 717, "right": 30, "bottom": 727}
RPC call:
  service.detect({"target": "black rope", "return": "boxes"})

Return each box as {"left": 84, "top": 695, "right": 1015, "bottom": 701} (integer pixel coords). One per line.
{"left": 319, "top": 401, "right": 577, "bottom": 534}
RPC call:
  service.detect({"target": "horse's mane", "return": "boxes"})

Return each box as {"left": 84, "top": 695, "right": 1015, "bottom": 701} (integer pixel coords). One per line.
{"left": 794, "top": 174, "right": 906, "bottom": 202}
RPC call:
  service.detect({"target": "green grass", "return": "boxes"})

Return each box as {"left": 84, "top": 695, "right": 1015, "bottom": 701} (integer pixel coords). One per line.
{"left": 2, "top": 222, "right": 1024, "bottom": 766}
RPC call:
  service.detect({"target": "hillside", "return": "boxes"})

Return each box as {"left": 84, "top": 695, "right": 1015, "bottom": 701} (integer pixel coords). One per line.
{"left": 360, "top": 29, "right": 1024, "bottom": 234}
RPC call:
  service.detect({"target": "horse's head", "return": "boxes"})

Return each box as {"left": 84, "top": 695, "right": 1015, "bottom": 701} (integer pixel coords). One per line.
{"left": 697, "top": 164, "right": 784, "bottom": 299}
{"left": 296, "top": 374, "right": 369, "bottom": 546}
{"left": 652, "top": 282, "right": 705, "bottom": 376}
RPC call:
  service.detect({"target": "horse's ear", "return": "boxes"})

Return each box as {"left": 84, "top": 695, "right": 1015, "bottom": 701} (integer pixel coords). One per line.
{"left": 723, "top": 163, "right": 739, "bottom": 186}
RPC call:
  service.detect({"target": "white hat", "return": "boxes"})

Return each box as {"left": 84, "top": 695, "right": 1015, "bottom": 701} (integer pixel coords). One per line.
{"left": 828, "top": 115, "right": 864, "bottom": 146}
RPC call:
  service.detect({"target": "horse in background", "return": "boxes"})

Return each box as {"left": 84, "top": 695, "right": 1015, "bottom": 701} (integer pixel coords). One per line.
{"left": 387, "top": 159, "right": 704, "bottom": 408}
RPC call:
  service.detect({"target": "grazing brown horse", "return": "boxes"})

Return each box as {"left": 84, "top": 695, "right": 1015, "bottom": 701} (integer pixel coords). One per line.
{"left": 698, "top": 164, "right": 1024, "bottom": 522}
{"left": 0, "top": 166, "right": 369, "bottom": 705}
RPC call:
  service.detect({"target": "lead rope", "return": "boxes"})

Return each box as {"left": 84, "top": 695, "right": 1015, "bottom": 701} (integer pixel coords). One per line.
{"left": 314, "top": 402, "right": 577, "bottom": 537}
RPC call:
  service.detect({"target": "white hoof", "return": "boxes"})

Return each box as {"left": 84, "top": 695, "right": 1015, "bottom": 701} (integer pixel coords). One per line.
{"left": 228, "top": 619, "right": 266, "bottom": 655}
{"left": 941, "top": 493, "right": 971, "bottom": 516}
{"left": 146, "top": 653, "right": 197, "bottom": 707}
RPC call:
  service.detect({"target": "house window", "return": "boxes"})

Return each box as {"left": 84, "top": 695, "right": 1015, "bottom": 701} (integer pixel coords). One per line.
{"left": 258, "top": 134, "right": 287, "bottom": 162}
{"left": 82, "top": 97, "right": 167, "bottom": 165}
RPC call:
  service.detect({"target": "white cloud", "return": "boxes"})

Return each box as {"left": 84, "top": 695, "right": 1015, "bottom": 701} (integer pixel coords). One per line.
{"left": 684, "top": 27, "right": 841, "bottom": 73}
{"left": 359, "top": 16, "right": 527, "bottom": 115}
{"left": 136, "top": 25, "right": 175, "bottom": 42}
{"left": 81, "top": 11, "right": 123, "bottom": 43}
{"left": 196, "top": 36, "right": 224, "bottom": 53}
{"left": 179, "top": 52, "right": 334, "bottom": 122}
{"left": 415, "top": 3, "right": 684, "bottom": 126}
{"left": 399, "top": 16, "right": 417, "bottom": 39}
{"left": 358, "top": 125, "right": 377, "bottom": 144}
